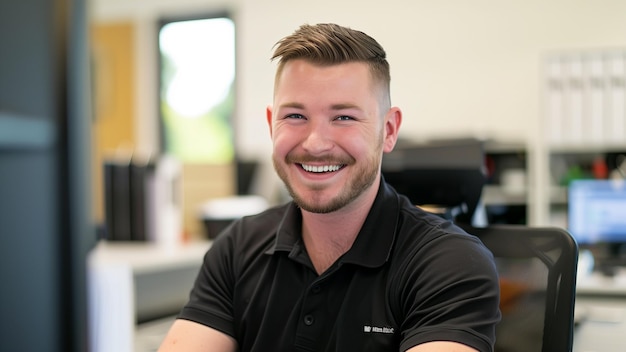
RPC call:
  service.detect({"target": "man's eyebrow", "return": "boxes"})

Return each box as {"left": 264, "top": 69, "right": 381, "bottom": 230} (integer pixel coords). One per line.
{"left": 278, "top": 102, "right": 363, "bottom": 111}
{"left": 279, "top": 102, "right": 305, "bottom": 109}
{"left": 330, "top": 103, "right": 361, "bottom": 111}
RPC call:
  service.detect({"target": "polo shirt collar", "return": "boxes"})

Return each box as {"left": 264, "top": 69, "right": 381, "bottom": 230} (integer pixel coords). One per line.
{"left": 341, "top": 179, "right": 399, "bottom": 268}
{"left": 268, "top": 202, "right": 303, "bottom": 254}
{"left": 266, "top": 177, "right": 400, "bottom": 269}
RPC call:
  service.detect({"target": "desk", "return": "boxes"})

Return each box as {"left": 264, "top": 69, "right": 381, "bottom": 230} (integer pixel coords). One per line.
{"left": 574, "top": 271, "right": 626, "bottom": 352}
{"left": 577, "top": 271, "right": 626, "bottom": 296}
{"left": 87, "top": 240, "right": 212, "bottom": 352}
{"left": 89, "top": 244, "right": 626, "bottom": 352}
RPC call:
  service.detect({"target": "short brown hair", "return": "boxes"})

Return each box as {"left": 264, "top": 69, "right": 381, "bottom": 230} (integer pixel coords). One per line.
{"left": 271, "top": 23, "right": 391, "bottom": 109}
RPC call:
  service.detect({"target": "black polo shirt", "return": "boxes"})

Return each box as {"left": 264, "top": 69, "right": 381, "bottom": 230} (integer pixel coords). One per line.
{"left": 179, "top": 179, "right": 500, "bottom": 352}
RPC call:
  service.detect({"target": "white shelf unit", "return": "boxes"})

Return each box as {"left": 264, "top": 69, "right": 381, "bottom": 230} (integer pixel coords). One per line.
{"left": 538, "top": 48, "right": 626, "bottom": 228}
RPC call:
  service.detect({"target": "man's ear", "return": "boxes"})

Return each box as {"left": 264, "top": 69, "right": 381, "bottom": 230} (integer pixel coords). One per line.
{"left": 383, "top": 107, "right": 402, "bottom": 153}
{"left": 266, "top": 105, "right": 273, "bottom": 137}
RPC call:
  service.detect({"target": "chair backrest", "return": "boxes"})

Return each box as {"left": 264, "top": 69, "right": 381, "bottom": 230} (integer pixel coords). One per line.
{"left": 459, "top": 224, "right": 579, "bottom": 352}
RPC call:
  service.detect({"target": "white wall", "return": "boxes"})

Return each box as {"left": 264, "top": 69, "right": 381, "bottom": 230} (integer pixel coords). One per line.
{"left": 91, "top": 0, "right": 626, "bottom": 161}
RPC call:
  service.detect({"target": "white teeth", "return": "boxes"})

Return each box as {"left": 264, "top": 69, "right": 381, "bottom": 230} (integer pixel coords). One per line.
{"left": 302, "top": 164, "right": 342, "bottom": 173}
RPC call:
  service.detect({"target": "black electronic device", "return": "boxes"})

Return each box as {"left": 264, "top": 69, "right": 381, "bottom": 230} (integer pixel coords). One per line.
{"left": 382, "top": 139, "right": 486, "bottom": 224}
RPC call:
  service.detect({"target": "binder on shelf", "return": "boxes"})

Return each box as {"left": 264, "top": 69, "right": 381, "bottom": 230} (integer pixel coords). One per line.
{"left": 546, "top": 56, "right": 565, "bottom": 144}
{"left": 564, "top": 55, "right": 584, "bottom": 144}
{"left": 104, "top": 160, "right": 132, "bottom": 241}
{"left": 129, "top": 160, "right": 156, "bottom": 242}
{"left": 546, "top": 48, "right": 626, "bottom": 147}
{"left": 607, "top": 52, "right": 626, "bottom": 144}
{"left": 104, "top": 158, "right": 156, "bottom": 242}
{"left": 152, "top": 155, "right": 183, "bottom": 246}
{"left": 586, "top": 53, "right": 606, "bottom": 144}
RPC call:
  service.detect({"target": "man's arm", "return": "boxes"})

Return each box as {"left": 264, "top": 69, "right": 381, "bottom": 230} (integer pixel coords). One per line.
{"left": 407, "top": 341, "right": 478, "bottom": 352}
{"left": 158, "top": 319, "right": 237, "bottom": 352}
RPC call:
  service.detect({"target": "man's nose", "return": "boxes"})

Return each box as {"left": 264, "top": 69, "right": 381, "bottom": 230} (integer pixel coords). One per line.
{"left": 301, "top": 121, "right": 333, "bottom": 154}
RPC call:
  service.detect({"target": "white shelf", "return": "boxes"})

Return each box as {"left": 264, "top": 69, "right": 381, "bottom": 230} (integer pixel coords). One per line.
{"left": 89, "top": 240, "right": 211, "bottom": 274}
{"left": 549, "top": 185, "right": 568, "bottom": 204}
{"left": 481, "top": 185, "right": 528, "bottom": 206}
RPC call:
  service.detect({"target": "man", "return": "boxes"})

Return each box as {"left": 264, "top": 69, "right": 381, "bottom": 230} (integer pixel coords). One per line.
{"left": 159, "top": 23, "right": 500, "bottom": 352}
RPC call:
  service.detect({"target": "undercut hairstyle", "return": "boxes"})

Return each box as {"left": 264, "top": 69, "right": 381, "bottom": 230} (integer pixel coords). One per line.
{"left": 271, "top": 23, "right": 391, "bottom": 110}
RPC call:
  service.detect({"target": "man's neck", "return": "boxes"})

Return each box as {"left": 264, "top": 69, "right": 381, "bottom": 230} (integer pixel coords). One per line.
{"left": 300, "top": 181, "right": 379, "bottom": 274}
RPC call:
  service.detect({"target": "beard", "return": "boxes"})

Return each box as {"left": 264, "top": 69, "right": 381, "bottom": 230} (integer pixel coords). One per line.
{"left": 273, "top": 147, "right": 382, "bottom": 214}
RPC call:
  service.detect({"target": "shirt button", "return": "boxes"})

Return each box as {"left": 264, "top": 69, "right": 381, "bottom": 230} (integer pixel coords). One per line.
{"left": 304, "top": 314, "right": 315, "bottom": 326}
{"left": 311, "top": 285, "right": 321, "bottom": 294}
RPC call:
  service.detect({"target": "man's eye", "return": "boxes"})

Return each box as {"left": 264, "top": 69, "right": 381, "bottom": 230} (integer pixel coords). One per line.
{"left": 286, "top": 114, "right": 305, "bottom": 119}
{"left": 336, "top": 115, "right": 354, "bottom": 121}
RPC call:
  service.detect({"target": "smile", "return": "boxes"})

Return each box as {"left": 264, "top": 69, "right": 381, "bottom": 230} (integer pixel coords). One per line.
{"left": 300, "top": 164, "right": 344, "bottom": 173}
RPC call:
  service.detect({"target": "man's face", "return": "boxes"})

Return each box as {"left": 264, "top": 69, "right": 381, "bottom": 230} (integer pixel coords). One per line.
{"left": 267, "top": 59, "right": 398, "bottom": 213}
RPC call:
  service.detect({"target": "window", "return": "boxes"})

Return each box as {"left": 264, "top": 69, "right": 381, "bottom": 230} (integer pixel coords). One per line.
{"left": 158, "top": 15, "right": 235, "bottom": 163}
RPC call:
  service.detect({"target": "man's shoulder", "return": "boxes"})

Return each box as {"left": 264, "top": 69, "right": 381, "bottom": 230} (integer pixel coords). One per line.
{"left": 240, "top": 201, "right": 291, "bottom": 226}
{"left": 392, "top": 200, "right": 491, "bottom": 262}
{"left": 213, "top": 201, "right": 293, "bottom": 254}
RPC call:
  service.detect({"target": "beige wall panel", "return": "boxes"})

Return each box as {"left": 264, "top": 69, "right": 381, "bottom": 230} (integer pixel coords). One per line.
{"left": 181, "top": 163, "right": 235, "bottom": 240}
{"left": 90, "top": 22, "right": 136, "bottom": 223}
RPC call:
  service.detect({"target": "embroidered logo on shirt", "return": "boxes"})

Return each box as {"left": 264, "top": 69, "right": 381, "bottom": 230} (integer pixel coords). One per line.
{"left": 363, "top": 325, "right": 395, "bottom": 334}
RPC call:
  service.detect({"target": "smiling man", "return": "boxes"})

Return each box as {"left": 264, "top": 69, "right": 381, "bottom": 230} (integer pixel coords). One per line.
{"left": 159, "top": 23, "right": 501, "bottom": 352}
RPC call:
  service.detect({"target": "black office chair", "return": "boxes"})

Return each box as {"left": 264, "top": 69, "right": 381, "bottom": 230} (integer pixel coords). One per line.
{"left": 383, "top": 139, "right": 579, "bottom": 351}
{"left": 459, "top": 224, "right": 579, "bottom": 352}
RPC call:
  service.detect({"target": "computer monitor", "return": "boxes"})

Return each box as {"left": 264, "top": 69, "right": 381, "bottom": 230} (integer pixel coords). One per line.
{"left": 568, "top": 179, "right": 626, "bottom": 268}
{"left": 382, "top": 139, "right": 486, "bottom": 224}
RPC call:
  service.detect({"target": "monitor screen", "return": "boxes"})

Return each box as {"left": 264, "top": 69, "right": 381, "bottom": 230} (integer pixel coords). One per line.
{"left": 568, "top": 179, "right": 626, "bottom": 245}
